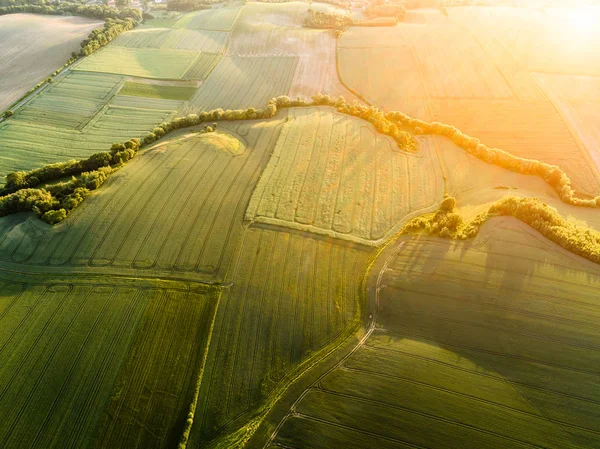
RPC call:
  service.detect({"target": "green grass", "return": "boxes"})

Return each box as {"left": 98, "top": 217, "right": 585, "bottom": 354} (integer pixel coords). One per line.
{"left": 0, "top": 71, "right": 181, "bottom": 180}
{"left": 112, "top": 28, "right": 229, "bottom": 53}
{"left": 188, "top": 226, "right": 373, "bottom": 447}
{"left": 174, "top": 7, "right": 241, "bottom": 32}
{"left": 187, "top": 56, "right": 298, "bottom": 111}
{"left": 92, "top": 284, "right": 220, "bottom": 449}
{"left": 183, "top": 53, "right": 221, "bottom": 81}
{"left": 119, "top": 81, "right": 197, "bottom": 101}
{"left": 0, "top": 277, "right": 151, "bottom": 448}
{"left": 270, "top": 219, "right": 600, "bottom": 449}
{"left": 13, "top": 71, "right": 124, "bottom": 130}
{"left": 0, "top": 119, "right": 281, "bottom": 282}
{"left": 246, "top": 107, "right": 443, "bottom": 245}
{"left": 73, "top": 47, "right": 198, "bottom": 80}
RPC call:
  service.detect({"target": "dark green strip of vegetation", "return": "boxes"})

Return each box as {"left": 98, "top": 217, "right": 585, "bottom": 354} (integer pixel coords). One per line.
{"left": 119, "top": 82, "right": 197, "bottom": 101}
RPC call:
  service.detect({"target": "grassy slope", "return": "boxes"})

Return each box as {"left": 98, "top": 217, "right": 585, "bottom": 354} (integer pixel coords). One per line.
{"left": 0, "top": 14, "right": 102, "bottom": 113}
{"left": 0, "top": 120, "right": 281, "bottom": 283}
{"left": 270, "top": 218, "right": 600, "bottom": 449}
{"left": 189, "top": 227, "right": 373, "bottom": 447}
{"left": 246, "top": 107, "right": 443, "bottom": 245}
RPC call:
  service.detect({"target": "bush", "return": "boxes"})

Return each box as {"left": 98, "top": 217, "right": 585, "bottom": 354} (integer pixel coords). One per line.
{"left": 42, "top": 209, "right": 67, "bottom": 225}
{"left": 303, "top": 10, "right": 353, "bottom": 32}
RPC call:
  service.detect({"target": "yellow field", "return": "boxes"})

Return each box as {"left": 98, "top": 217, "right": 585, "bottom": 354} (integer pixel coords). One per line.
{"left": 0, "top": 14, "right": 102, "bottom": 112}
{"left": 338, "top": 6, "right": 600, "bottom": 196}
{"left": 246, "top": 107, "right": 443, "bottom": 245}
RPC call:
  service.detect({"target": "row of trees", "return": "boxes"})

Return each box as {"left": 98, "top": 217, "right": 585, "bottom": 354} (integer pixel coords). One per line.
{"left": 0, "top": 3, "right": 142, "bottom": 21}
{"left": 385, "top": 110, "right": 600, "bottom": 208}
{"left": 0, "top": 126, "right": 221, "bottom": 224}
{"left": 403, "top": 194, "right": 600, "bottom": 266}
{"left": 79, "top": 17, "right": 136, "bottom": 56}
{"left": 1, "top": 95, "right": 417, "bottom": 224}
{"left": 303, "top": 9, "right": 353, "bottom": 35}
{"left": 4, "top": 92, "right": 598, "bottom": 225}
{"left": 0, "top": 167, "right": 113, "bottom": 224}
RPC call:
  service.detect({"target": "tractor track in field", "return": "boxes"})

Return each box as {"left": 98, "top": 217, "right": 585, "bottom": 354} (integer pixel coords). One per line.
{"left": 263, "top": 236, "right": 406, "bottom": 447}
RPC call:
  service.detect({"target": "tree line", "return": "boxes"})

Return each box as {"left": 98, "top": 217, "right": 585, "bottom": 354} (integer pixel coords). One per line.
{"left": 1, "top": 94, "right": 417, "bottom": 224}
{"left": 3, "top": 92, "right": 598, "bottom": 226}
{"left": 0, "top": 3, "right": 142, "bottom": 22}
{"left": 303, "top": 9, "right": 353, "bottom": 36}
{"left": 404, "top": 194, "right": 600, "bottom": 266}
{"left": 385, "top": 110, "right": 600, "bottom": 208}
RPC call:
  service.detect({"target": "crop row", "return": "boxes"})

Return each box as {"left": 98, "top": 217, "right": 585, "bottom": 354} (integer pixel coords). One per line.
{"left": 246, "top": 107, "right": 441, "bottom": 244}
{"left": 191, "top": 227, "right": 372, "bottom": 446}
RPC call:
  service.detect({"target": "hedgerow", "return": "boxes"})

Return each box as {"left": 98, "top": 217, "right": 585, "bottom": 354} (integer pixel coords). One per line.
{"left": 5, "top": 92, "right": 599, "bottom": 229}
{"left": 0, "top": 3, "right": 142, "bottom": 22}
{"left": 404, "top": 195, "right": 600, "bottom": 266}
{"left": 303, "top": 9, "right": 353, "bottom": 33}
{"left": 386, "top": 110, "right": 600, "bottom": 208}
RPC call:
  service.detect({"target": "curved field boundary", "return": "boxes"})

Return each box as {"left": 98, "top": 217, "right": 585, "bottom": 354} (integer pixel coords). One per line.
{"left": 265, "top": 217, "right": 600, "bottom": 449}
{"left": 245, "top": 107, "right": 444, "bottom": 246}
{"left": 0, "top": 120, "right": 284, "bottom": 285}
{"left": 187, "top": 226, "right": 373, "bottom": 448}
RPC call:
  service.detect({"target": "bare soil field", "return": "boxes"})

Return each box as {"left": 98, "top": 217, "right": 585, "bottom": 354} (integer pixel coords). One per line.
{"left": 0, "top": 14, "right": 102, "bottom": 112}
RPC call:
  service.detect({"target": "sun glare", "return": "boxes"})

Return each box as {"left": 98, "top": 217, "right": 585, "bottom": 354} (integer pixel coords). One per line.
{"left": 569, "top": 8, "right": 596, "bottom": 35}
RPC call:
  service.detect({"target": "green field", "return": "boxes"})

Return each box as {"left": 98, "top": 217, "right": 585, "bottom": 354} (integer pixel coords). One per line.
{"left": 112, "top": 26, "right": 229, "bottom": 54}
{"left": 74, "top": 47, "right": 199, "bottom": 80}
{"left": 0, "top": 71, "right": 182, "bottom": 180}
{"left": 268, "top": 218, "right": 600, "bottom": 449}
{"left": 3, "top": 2, "right": 600, "bottom": 449}
{"left": 119, "top": 81, "right": 197, "bottom": 101}
{"left": 189, "top": 227, "right": 373, "bottom": 446}
{"left": 0, "top": 273, "right": 219, "bottom": 449}
{"left": 0, "top": 119, "right": 283, "bottom": 282}
{"left": 188, "top": 55, "right": 298, "bottom": 111}
{"left": 174, "top": 7, "right": 242, "bottom": 32}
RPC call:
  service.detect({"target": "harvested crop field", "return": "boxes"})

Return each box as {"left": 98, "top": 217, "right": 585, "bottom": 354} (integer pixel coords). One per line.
{"left": 0, "top": 14, "right": 102, "bottom": 112}
{"left": 269, "top": 218, "right": 600, "bottom": 449}
{"left": 246, "top": 107, "right": 443, "bottom": 245}
{"left": 534, "top": 73, "right": 600, "bottom": 177}
{"left": 428, "top": 98, "right": 600, "bottom": 196}
{"left": 338, "top": 11, "right": 600, "bottom": 195}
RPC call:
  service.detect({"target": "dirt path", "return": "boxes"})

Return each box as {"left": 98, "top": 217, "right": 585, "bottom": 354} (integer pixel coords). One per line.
{"left": 263, "top": 237, "right": 407, "bottom": 447}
